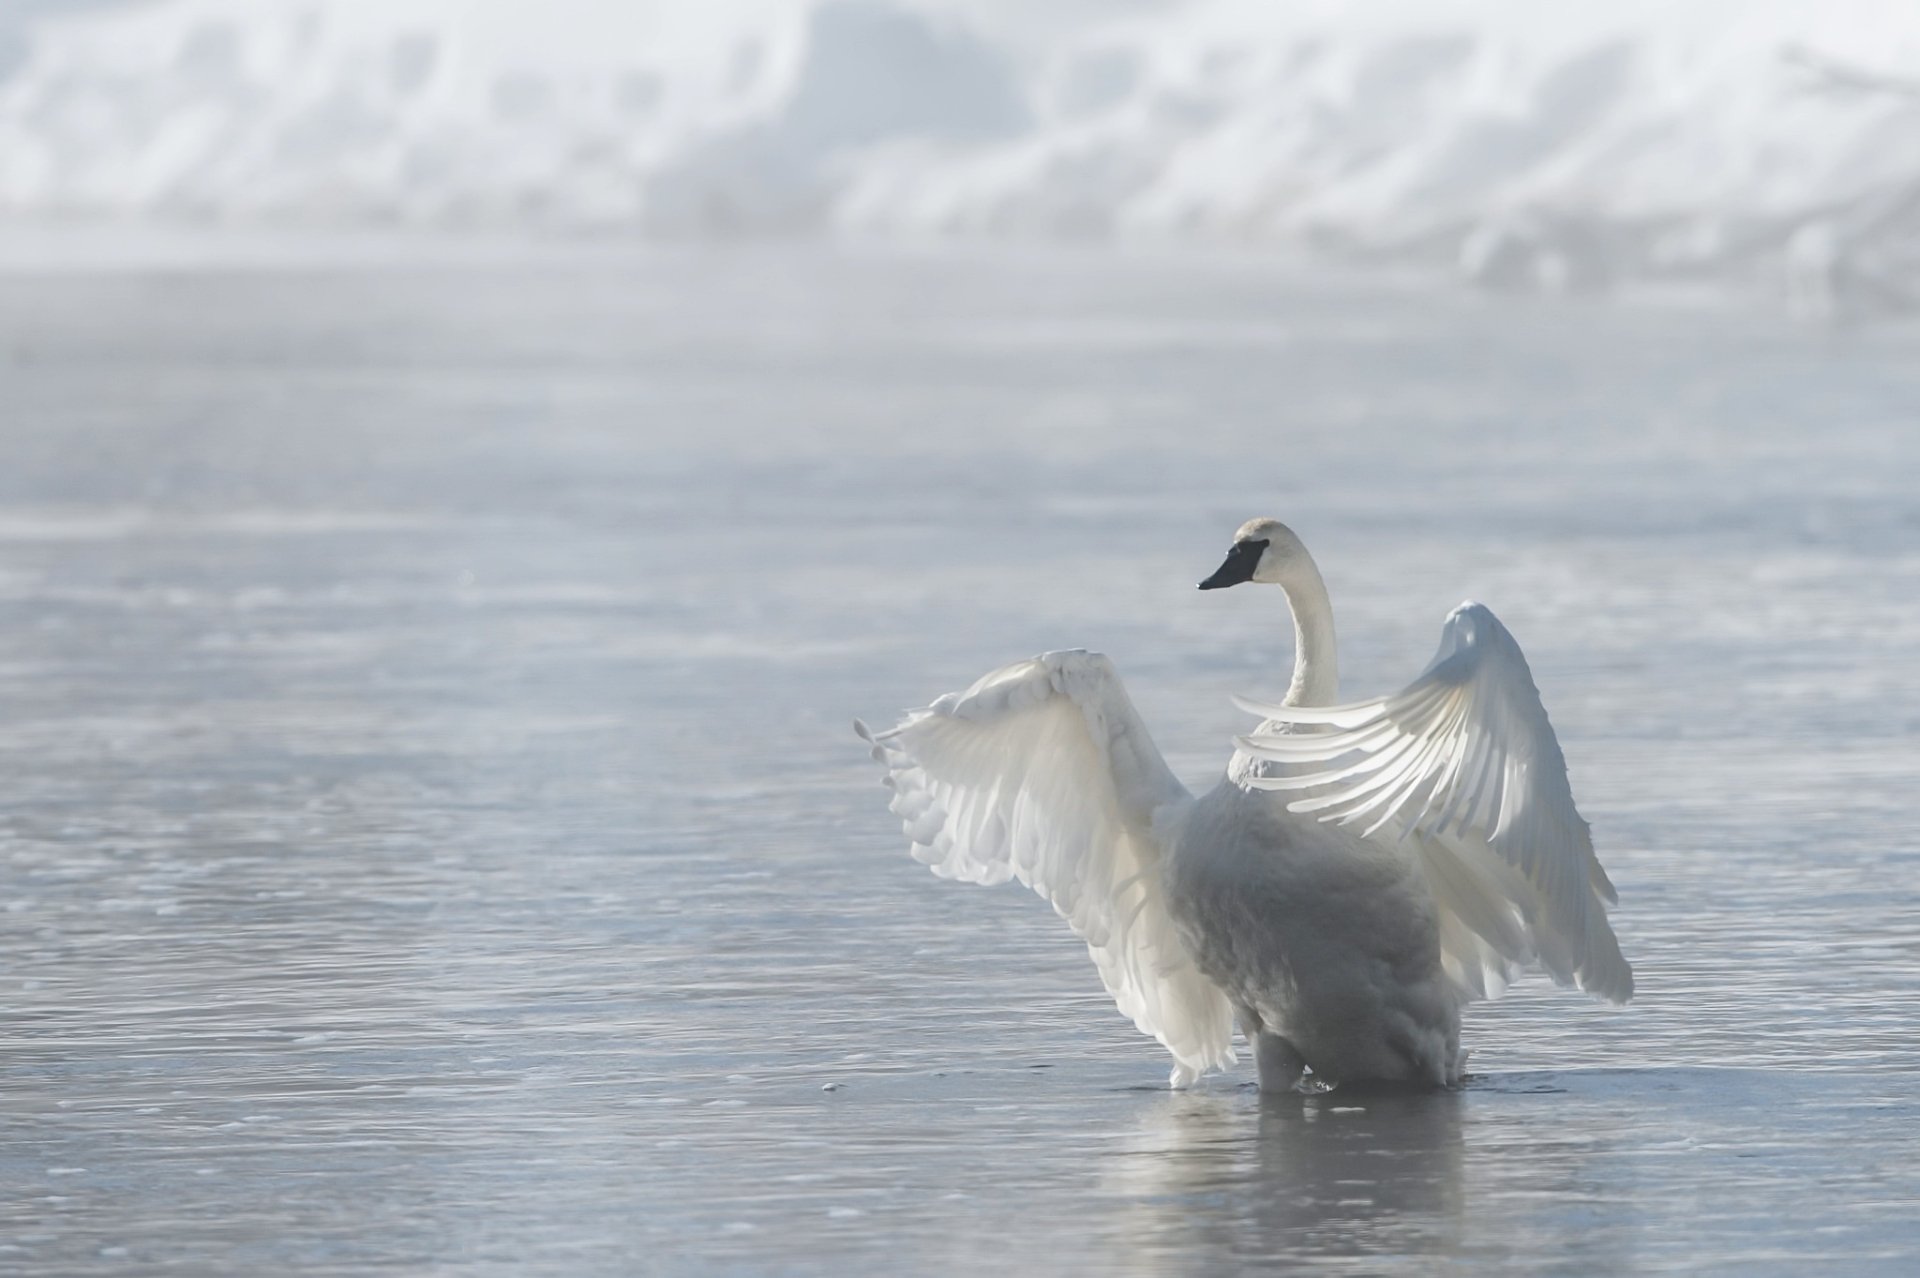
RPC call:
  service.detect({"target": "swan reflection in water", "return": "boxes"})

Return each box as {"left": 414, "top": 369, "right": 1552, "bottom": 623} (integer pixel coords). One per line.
{"left": 1099, "top": 1088, "right": 1467, "bottom": 1267}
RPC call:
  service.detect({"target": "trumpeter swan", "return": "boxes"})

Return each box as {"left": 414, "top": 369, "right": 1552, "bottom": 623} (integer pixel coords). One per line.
{"left": 857, "top": 518, "right": 1631, "bottom": 1090}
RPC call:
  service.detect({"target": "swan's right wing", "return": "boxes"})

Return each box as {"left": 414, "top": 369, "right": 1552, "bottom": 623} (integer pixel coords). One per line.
{"left": 858, "top": 651, "right": 1235, "bottom": 1085}
{"left": 1237, "top": 603, "right": 1632, "bottom": 1005}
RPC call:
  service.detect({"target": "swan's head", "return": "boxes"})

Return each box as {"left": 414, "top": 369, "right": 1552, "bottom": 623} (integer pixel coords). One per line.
{"left": 1198, "top": 518, "right": 1309, "bottom": 590}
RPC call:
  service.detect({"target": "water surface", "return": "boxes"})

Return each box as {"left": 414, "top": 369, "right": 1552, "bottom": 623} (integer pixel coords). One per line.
{"left": 0, "top": 246, "right": 1917, "bottom": 1273}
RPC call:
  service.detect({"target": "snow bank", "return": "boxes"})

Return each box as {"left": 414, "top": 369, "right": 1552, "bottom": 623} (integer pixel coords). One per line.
{"left": 4, "top": 0, "right": 1920, "bottom": 311}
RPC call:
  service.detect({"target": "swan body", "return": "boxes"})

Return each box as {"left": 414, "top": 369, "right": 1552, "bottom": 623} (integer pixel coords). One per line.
{"left": 1161, "top": 783, "right": 1462, "bottom": 1088}
{"left": 858, "top": 519, "right": 1631, "bottom": 1090}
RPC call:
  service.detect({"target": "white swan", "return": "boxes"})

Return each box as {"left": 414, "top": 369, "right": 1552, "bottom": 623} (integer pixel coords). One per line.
{"left": 857, "top": 518, "right": 1631, "bottom": 1091}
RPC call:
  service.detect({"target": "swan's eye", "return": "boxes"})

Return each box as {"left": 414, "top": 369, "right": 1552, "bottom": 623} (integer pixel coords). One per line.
{"left": 1225, "top": 539, "right": 1268, "bottom": 565}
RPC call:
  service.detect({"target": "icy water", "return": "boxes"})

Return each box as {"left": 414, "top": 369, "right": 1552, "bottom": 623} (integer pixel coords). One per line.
{"left": 1, "top": 245, "right": 1917, "bottom": 1274}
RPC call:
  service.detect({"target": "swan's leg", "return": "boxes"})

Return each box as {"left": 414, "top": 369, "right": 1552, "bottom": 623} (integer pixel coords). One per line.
{"left": 1238, "top": 1005, "right": 1304, "bottom": 1093}
{"left": 1255, "top": 1033, "right": 1306, "bottom": 1094}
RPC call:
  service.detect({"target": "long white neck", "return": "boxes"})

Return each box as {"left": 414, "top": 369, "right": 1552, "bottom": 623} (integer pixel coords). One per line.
{"left": 1278, "top": 557, "right": 1339, "bottom": 707}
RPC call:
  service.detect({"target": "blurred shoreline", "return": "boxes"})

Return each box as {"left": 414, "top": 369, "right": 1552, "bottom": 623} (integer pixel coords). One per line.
{"left": 0, "top": 222, "right": 1889, "bottom": 339}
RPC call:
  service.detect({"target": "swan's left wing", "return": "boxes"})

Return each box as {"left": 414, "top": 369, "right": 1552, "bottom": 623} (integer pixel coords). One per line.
{"left": 1236, "top": 603, "right": 1632, "bottom": 1005}
{"left": 858, "top": 651, "right": 1236, "bottom": 1085}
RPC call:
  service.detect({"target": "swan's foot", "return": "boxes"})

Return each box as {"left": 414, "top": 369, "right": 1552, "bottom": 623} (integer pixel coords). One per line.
{"left": 1254, "top": 1033, "right": 1306, "bottom": 1094}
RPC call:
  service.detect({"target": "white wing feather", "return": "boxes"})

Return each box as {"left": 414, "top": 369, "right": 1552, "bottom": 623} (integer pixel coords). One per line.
{"left": 858, "top": 651, "right": 1236, "bottom": 1085}
{"left": 1236, "top": 603, "right": 1632, "bottom": 1004}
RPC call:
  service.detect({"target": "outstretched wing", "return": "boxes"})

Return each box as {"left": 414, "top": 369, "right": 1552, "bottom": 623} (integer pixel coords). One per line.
{"left": 858, "top": 650, "right": 1236, "bottom": 1084}
{"left": 1236, "top": 603, "right": 1632, "bottom": 1005}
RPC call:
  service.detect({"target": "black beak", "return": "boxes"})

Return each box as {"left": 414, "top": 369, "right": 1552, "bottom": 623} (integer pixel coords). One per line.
{"left": 1198, "top": 538, "right": 1267, "bottom": 590}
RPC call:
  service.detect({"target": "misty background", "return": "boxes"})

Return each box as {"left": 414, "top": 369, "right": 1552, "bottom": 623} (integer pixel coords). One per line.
{"left": 2, "top": 3, "right": 1917, "bottom": 1276}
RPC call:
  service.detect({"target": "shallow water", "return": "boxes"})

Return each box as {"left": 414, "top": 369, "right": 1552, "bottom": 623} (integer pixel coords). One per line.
{"left": 0, "top": 245, "right": 1917, "bottom": 1274}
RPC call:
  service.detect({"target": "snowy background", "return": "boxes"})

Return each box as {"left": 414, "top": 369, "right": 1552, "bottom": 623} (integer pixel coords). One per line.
{"left": 4, "top": 0, "right": 1920, "bottom": 314}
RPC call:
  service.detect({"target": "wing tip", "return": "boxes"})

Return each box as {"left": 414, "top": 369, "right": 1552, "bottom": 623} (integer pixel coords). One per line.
{"left": 1580, "top": 955, "right": 1634, "bottom": 1005}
